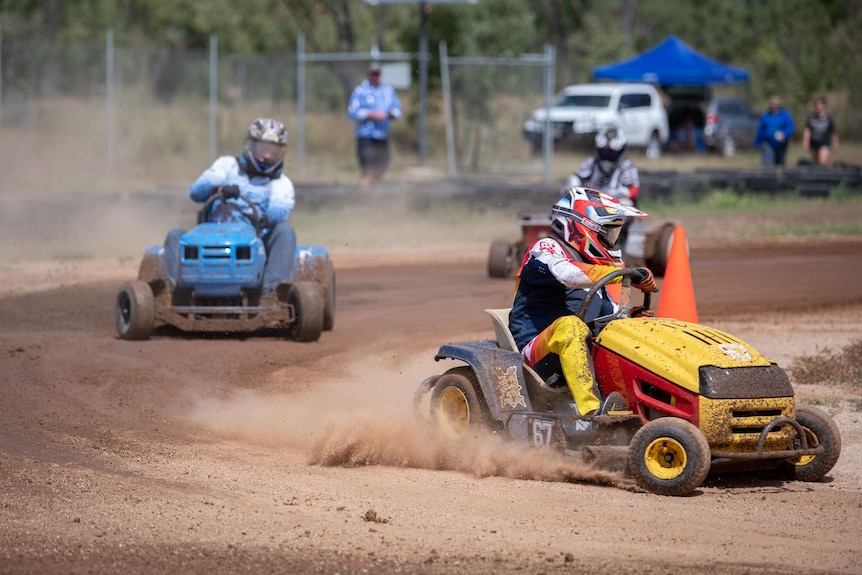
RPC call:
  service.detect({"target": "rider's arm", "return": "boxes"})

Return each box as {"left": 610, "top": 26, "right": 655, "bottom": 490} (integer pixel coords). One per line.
{"left": 263, "top": 175, "right": 296, "bottom": 224}
{"left": 188, "top": 156, "right": 239, "bottom": 202}
{"left": 387, "top": 85, "right": 403, "bottom": 120}
{"left": 617, "top": 160, "right": 640, "bottom": 202}
{"left": 529, "top": 238, "right": 621, "bottom": 289}
{"left": 347, "top": 84, "right": 370, "bottom": 121}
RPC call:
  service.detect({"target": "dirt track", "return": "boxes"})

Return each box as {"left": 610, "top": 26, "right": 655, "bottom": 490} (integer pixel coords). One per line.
{"left": 2, "top": 195, "right": 862, "bottom": 573}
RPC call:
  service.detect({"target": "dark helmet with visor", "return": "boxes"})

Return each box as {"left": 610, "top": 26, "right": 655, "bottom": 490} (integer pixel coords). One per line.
{"left": 595, "top": 126, "right": 628, "bottom": 175}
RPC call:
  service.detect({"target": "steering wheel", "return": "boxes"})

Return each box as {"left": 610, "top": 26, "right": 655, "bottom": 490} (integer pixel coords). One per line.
{"left": 198, "top": 187, "right": 265, "bottom": 233}
{"left": 576, "top": 268, "right": 653, "bottom": 332}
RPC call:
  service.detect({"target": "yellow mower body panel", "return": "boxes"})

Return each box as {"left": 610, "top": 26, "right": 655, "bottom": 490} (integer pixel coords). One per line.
{"left": 595, "top": 318, "right": 774, "bottom": 394}
{"left": 698, "top": 396, "right": 796, "bottom": 452}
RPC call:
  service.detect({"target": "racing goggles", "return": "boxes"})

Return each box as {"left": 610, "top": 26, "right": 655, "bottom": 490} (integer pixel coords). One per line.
{"left": 249, "top": 140, "right": 286, "bottom": 168}
{"left": 597, "top": 147, "right": 622, "bottom": 163}
{"left": 602, "top": 224, "right": 623, "bottom": 249}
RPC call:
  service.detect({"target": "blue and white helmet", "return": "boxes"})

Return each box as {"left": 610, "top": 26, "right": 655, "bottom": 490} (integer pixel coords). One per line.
{"left": 243, "top": 118, "right": 288, "bottom": 177}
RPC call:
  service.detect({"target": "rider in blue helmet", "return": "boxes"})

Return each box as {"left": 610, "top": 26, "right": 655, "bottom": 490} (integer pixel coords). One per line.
{"left": 167, "top": 118, "right": 297, "bottom": 297}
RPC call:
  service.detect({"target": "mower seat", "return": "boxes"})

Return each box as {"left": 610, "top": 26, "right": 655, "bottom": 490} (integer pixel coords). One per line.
{"left": 485, "top": 308, "right": 567, "bottom": 395}
{"left": 485, "top": 308, "right": 519, "bottom": 352}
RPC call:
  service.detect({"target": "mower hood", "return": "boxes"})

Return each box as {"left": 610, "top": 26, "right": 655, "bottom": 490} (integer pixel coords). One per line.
{"left": 595, "top": 318, "right": 774, "bottom": 394}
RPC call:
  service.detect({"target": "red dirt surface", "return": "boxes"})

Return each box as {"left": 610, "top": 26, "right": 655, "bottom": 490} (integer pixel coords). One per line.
{"left": 2, "top": 225, "right": 862, "bottom": 573}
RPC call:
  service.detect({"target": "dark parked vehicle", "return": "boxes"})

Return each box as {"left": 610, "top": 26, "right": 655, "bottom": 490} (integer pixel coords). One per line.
{"left": 703, "top": 97, "right": 760, "bottom": 157}
{"left": 666, "top": 94, "right": 759, "bottom": 157}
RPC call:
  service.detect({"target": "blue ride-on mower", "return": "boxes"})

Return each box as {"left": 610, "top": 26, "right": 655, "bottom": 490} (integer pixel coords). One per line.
{"left": 114, "top": 188, "right": 335, "bottom": 342}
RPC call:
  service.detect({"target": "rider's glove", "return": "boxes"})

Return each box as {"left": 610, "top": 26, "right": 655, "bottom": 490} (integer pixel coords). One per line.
{"left": 631, "top": 267, "right": 656, "bottom": 292}
{"left": 221, "top": 185, "right": 240, "bottom": 199}
{"left": 630, "top": 306, "right": 655, "bottom": 318}
{"left": 258, "top": 213, "right": 270, "bottom": 230}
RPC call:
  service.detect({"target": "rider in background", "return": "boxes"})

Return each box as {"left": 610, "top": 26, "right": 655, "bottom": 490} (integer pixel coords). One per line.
{"left": 508, "top": 187, "right": 656, "bottom": 416}
{"left": 565, "top": 126, "right": 640, "bottom": 207}
{"left": 166, "top": 118, "right": 297, "bottom": 297}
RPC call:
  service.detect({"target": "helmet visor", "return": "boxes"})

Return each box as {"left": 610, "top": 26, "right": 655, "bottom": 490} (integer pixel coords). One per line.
{"left": 249, "top": 139, "right": 286, "bottom": 168}
{"left": 602, "top": 224, "right": 623, "bottom": 249}
{"left": 597, "top": 147, "right": 622, "bottom": 163}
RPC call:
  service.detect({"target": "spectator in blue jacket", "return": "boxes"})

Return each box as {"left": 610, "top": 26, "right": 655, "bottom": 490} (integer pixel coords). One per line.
{"left": 347, "top": 62, "right": 402, "bottom": 187}
{"left": 754, "top": 95, "right": 795, "bottom": 166}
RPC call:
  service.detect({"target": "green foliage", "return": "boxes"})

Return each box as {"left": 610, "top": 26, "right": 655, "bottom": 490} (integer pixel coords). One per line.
{"left": 0, "top": 0, "right": 859, "bottom": 136}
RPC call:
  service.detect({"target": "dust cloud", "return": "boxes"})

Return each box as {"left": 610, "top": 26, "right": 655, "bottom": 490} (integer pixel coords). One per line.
{"left": 0, "top": 189, "right": 194, "bottom": 264}
{"left": 187, "top": 355, "right": 633, "bottom": 491}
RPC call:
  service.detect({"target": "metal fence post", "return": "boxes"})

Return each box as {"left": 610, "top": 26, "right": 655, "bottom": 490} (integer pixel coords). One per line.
{"left": 106, "top": 29, "right": 114, "bottom": 184}
{"left": 439, "top": 41, "right": 456, "bottom": 177}
{"left": 297, "top": 35, "right": 305, "bottom": 173}
{"left": 0, "top": 24, "right": 3, "bottom": 176}
{"left": 209, "top": 34, "right": 218, "bottom": 163}
{"left": 418, "top": 2, "right": 428, "bottom": 166}
{"left": 543, "top": 43, "right": 555, "bottom": 184}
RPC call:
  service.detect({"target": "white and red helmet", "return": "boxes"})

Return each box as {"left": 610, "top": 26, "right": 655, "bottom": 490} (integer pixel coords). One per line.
{"left": 550, "top": 186, "right": 647, "bottom": 265}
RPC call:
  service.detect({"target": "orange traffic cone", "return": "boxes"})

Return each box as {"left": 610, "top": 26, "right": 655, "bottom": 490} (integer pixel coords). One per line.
{"left": 656, "top": 226, "right": 698, "bottom": 322}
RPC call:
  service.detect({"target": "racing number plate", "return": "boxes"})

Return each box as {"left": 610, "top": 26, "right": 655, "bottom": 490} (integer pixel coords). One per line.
{"left": 531, "top": 418, "right": 554, "bottom": 446}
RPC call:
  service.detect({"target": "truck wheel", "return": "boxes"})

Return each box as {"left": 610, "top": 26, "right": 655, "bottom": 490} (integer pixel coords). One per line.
{"left": 627, "top": 418, "right": 711, "bottom": 496}
{"left": 322, "top": 258, "right": 336, "bottom": 332}
{"left": 431, "top": 367, "right": 490, "bottom": 439}
{"left": 488, "top": 240, "right": 514, "bottom": 278}
{"left": 115, "top": 281, "right": 155, "bottom": 340}
{"left": 645, "top": 131, "right": 662, "bottom": 159}
{"left": 646, "top": 224, "right": 675, "bottom": 277}
{"left": 287, "top": 281, "right": 323, "bottom": 342}
{"left": 777, "top": 405, "right": 842, "bottom": 482}
{"left": 722, "top": 136, "right": 736, "bottom": 157}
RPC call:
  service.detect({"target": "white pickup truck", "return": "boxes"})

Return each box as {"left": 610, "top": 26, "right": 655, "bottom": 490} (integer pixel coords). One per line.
{"left": 523, "top": 82, "right": 669, "bottom": 158}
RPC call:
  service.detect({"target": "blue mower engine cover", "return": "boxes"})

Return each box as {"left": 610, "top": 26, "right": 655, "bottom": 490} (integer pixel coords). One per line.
{"left": 166, "top": 222, "right": 266, "bottom": 298}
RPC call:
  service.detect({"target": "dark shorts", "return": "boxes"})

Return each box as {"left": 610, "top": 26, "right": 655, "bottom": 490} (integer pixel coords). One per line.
{"left": 357, "top": 138, "right": 390, "bottom": 171}
{"left": 810, "top": 140, "right": 830, "bottom": 152}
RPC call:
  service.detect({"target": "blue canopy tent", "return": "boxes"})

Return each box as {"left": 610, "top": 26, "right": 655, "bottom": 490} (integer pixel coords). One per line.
{"left": 593, "top": 36, "right": 750, "bottom": 154}
{"left": 592, "top": 35, "right": 749, "bottom": 86}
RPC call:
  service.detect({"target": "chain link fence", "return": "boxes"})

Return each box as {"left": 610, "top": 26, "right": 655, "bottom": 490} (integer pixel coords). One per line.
{"left": 0, "top": 28, "right": 557, "bottom": 197}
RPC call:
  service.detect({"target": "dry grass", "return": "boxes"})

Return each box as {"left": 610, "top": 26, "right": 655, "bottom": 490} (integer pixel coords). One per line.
{"left": 6, "top": 95, "right": 861, "bottom": 198}
{"left": 789, "top": 339, "right": 862, "bottom": 388}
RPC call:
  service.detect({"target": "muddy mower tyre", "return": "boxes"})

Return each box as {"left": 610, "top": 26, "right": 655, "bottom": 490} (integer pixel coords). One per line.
{"left": 777, "top": 405, "right": 841, "bottom": 482}
{"left": 628, "top": 417, "right": 711, "bottom": 496}
{"left": 646, "top": 224, "right": 675, "bottom": 278}
{"left": 115, "top": 281, "right": 155, "bottom": 340}
{"left": 287, "top": 281, "right": 324, "bottom": 342}
{"left": 431, "top": 367, "right": 491, "bottom": 439}
{"left": 322, "top": 258, "right": 336, "bottom": 332}
{"left": 488, "top": 240, "right": 515, "bottom": 278}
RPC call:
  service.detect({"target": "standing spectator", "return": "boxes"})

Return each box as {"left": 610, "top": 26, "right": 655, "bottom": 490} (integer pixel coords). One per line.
{"left": 754, "top": 95, "right": 795, "bottom": 167}
{"left": 803, "top": 96, "right": 839, "bottom": 166}
{"left": 347, "top": 62, "right": 402, "bottom": 187}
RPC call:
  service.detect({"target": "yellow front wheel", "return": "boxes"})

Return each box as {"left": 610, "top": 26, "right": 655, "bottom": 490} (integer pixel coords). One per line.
{"left": 779, "top": 405, "right": 841, "bottom": 482}
{"left": 628, "top": 417, "right": 711, "bottom": 496}
{"left": 430, "top": 367, "right": 489, "bottom": 439}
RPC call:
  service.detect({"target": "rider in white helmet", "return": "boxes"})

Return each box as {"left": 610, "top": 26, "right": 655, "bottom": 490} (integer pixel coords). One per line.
{"left": 167, "top": 118, "right": 297, "bottom": 297}
{"left": 565, "top": 126, "right": 640, "bottom": 206}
